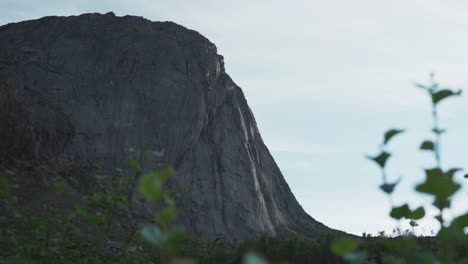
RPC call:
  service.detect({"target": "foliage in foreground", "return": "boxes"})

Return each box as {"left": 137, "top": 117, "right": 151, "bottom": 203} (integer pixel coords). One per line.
{"left": 0, "top": 75, "right": 467, "bottom": 263}
{"left": 331, "top": 74, "right": 467, "bottom": 263}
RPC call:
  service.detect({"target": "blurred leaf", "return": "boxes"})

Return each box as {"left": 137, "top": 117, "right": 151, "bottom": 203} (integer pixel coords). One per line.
{"left": 415, "top": 168, "right": 461, "bottom": 199}
{"left": 432, "top": 128, "right": 446, "bottom": 135}
{"left": 158, "top": 164, "right": 175, "bottom": 181}
{"left": 164, "top": 226, "right": 186, "bottom": 252}
{"left": 243, "top": 252, "right": 269, "bottom": 264}
{"left": 383, "top": 129, "right": 405, "bottom": 145}
{"left": 409, "top": 220, "right": 418, "bottom": 227}
{"left": 379, "top": 178, "right": 401, "bottom": 194}
{"left": 343, "top": 252, "right": 367, "bottom": 264}
{"left": 389, "top": 204, "right": 425, "bottom": 221}
{"left": 445, "top": 168, "right": 462, "bottom": 178}
{"left": 390, "top": 204, "right": 411, "bottom": 220}
{"left": 367, "top": 151, "right": 391, "bottom": 169}
{"left": 331, "top": 239, "right": 357, "bottom": 256}
{"left": 437, "top": 213, "right": 468, "bottom": 241}
{"left": 431, "top": 89, "right": 462, "bottom": 105}
{"left": 156, "top": 206, "right": 177, "bottom": 226}
{"left": 409, "top": 207, "right": 425, "bottom": 220}
{"left": 433, "top": 197, "right": 450, "bottom": 210}
{"left": 420, "top": 140, "right": 435, "bottom": 151}
{"left": 165, "top": 190, "right": 177, "bottom": 199}
{"left": 140, "top": 225, "right": 167, "bottom": 246}
{"left": 139, "top": 172, "right": 163, "bottom": 201}
{"left": 451, "top": 213, "right": 468, "bottom": 229}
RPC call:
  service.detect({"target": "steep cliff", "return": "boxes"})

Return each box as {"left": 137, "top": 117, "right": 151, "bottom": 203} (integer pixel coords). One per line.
{"left": 0, "top": 12, "right": 325, "bottom": 241}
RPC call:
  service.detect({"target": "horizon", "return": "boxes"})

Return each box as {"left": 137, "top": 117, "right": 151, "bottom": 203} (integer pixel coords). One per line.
{"left": 1, "top": 0, "right": 467, "bottom": 236}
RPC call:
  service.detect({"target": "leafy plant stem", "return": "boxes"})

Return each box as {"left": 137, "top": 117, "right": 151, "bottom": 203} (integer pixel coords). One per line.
{"left": 432, "top": 101, "right": 445, "bottom": 228}
{"left": 432, "top": 106, "right": 442, "bottom": 169}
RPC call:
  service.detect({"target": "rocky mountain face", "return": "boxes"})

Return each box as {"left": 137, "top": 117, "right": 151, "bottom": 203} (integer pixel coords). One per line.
{"left": 0, "top": 13, "right": 324, "bottom": 241}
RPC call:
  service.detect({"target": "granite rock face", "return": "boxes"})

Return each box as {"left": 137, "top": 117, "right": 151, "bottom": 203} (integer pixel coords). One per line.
{"left": 0, "top": 13, "right": 323, "bottom": 241}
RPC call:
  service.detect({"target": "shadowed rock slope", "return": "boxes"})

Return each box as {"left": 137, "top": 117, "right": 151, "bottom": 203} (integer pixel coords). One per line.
{"left": 0, "top": 12, "right": 326, "bottom": 241}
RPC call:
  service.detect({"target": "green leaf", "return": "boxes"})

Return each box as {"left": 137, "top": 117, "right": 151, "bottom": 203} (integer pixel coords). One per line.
{"left": 140, "top": 225, "right": 167, "bottom": 246}
{"left": 383, "top": 129, "right": 405, "bottom": 145}
{"left": 420, "top": 140, "right": 435, "bottom": 151}
{"left": 390, "top": 205, "right": 424, "bottom": 221}
{"left": 156, "top": 206, "right": 177, "bottom": 226}
{"left": 331, "top": 239, "right": 357, "bottom": 256}
{"left": 409, "top": 220, "right": 418, "bottom": 227}
{"left": 431, "top": 89, "right": 462, "bottom": 105}
{"left": 408, "top": 206, "right": 425, "bottom": 220}
{"left": 433, "top": 197, "right": 450, "bottom": 210}
{"left": 367, "top": 151, "right": 391, "bottom": 169}
{"left": 158, "top": 164, "right": 175, "bottom": 181}
{"left": 164, "top": 226, "right": 186, "bottom": 252}
{"left": 390, "top": 204, "right": 411, "bottom": 220}
{"left": 139, "top": 172, "right": 163, "bottom": 201}
{"left": 379, "top": 178, "right": 401, "bottom": 194}
{"left": 445, "top": 168, "right": 462, "bottom": 178}
{"left": 415, "top": 168, "right": 461, "bottom": 199}
{"left": 437, "top": 213, "right": 468, "bottom": 241}
{"left": 165, "top": 190, "right": 178, "bottom": 199}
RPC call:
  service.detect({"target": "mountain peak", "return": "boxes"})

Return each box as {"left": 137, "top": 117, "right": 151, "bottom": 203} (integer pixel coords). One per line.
{"left": 0, "top": 13, "right": 325, "bottom": 240}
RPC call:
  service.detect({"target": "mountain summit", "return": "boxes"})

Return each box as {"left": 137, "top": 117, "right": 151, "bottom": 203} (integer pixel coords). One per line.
{"left": 0, "top": 12, "right": 324, "bottom": 241}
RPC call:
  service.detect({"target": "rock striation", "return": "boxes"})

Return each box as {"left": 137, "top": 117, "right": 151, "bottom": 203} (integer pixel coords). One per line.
{"left": 0, "top": 12, "right": 325, "bottom": 241}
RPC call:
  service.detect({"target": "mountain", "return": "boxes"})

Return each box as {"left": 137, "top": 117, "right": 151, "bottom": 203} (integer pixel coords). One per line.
{"left": 0, "top": 12, "right": 325, "bottom": 241}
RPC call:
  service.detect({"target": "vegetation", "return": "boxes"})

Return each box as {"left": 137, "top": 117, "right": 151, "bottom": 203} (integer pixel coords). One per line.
{"left": 0, "top": 75, "right": 466, "bottom": 263}
{"left": 331, "top": 74, "right": 467, "bottom": 263}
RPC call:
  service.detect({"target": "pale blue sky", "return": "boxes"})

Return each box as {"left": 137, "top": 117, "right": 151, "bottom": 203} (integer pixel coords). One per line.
{"left": 1, "top": 0, "right": 467, "bottom": 236}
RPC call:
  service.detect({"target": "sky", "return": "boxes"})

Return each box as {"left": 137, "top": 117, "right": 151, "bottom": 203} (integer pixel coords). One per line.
{"left": 1, "top": 0, "right": 467, "bottom": 236}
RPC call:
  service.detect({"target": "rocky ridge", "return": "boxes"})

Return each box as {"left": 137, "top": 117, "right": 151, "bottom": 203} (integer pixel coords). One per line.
{"left": 0, "top": 12, "right": 325, "bottom": 241}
